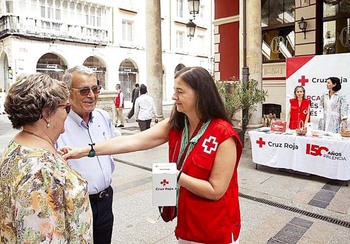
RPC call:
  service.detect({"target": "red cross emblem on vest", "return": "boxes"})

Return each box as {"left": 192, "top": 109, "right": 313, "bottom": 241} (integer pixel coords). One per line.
{"left": 256, "top": 137, "right": 266, "bottom": 148}
{"left": 202, "top": 136, "right": 218, "bottom": 154}
{"left": 160, "top": 179, "right": 169, "bottom": 186}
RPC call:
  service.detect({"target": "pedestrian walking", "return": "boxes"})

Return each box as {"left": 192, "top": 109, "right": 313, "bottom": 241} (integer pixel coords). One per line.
{"left": 134, "top": 84, "right": 158, "bottom": 131}
{"left": 114, "top": 83, "right": 125, "bottom": 127}
{"left": 126, "top": 83, "right": 140, "bottom": 121}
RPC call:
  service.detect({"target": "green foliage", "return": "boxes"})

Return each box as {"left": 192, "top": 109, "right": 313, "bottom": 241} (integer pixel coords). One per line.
{"left": 216, "top": 79, "right": 268, "bottom": 123}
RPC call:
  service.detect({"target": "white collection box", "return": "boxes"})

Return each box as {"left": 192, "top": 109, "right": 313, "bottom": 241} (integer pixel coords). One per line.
{"left": 152, "top": 163, "right": 177, "bottom": 206}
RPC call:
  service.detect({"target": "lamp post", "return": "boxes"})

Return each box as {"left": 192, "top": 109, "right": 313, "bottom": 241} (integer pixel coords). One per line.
{"left": 186, "top": 19, "right": 196, "bottom": 40}
{"left": 298, "top": 17, "right": 307, "bottom": 39}
{"left": 242, "top": 0, "right": 249, "bottom": 132}
{"left": 188, "top": 0, "right": 200, "bottom": 19}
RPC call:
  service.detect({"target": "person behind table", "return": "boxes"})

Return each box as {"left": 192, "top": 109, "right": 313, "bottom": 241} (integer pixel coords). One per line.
{"left": 287, "top": 85, "right": 310, "bottom": 129}
{"left": 126, "top": 83, "right": 140, "bottom": 121}
{"left": 0, "top": 73, "right": 92, "bottom": 243}
{"left": 318, "top": 77, "right": 348, "bottom": 133}
{"left": 56, "top": 65, "right": 116, "bottom": 244}
{"left": 134, "top": 84, "right": 158, "bottom": 131}
{"left": 61, "top": 66, "right": 242, "bottom": 243}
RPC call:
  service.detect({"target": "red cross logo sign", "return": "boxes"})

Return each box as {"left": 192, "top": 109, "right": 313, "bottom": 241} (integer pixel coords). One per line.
{"left": 160, "top": 179, "right": 169, "bottom": 186}
{"left": 298, "top": 75, "right": 309, "bottom": 86}
{"left": 256, "top": 137, "right": 266, "bottom": 148}
{"left": 202, "top": 136, "right": 218, "bottom": 154}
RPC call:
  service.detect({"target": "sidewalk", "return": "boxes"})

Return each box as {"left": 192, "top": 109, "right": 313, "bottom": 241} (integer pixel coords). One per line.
{"left": 111, "top": 105, "right": 350, "bottom": 243}
{"left": 1, "top": 107, "right": 350, "bottom": 243}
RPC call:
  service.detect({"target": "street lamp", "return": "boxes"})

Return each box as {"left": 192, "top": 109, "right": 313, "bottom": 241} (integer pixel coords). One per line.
{"left": 186, "top": 19, "right": 196, "bottom": 40}
{"left": 298, "top": 17, "right": 308, "bottom": 39}
{"left": 188, "top": 0, "right": 200, "bottom": 19}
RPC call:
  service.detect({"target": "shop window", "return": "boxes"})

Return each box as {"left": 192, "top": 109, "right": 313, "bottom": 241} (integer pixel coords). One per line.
{"left": 322, "top": 0, "right": 350, "bottom": 54}
{"left": 261, "top": 0, "right": 295, "bottom": 62}
{"left": 119, "top": 59, "right": 138, "bottom": 101}
{"left": 83, "top": 56, "right": 107, "bottom": 90}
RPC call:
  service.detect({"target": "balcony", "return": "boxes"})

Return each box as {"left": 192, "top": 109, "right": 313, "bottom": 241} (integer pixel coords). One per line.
{"left": 0, "top": 15, "right": 111, "bottom": 45}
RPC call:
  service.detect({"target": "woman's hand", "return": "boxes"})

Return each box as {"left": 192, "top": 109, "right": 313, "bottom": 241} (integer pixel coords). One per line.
{"left": 341, "top": 119, "right": 348, "bottom": 131}
{"left": 57, "top": 146, "right": 87, "bottom": 160}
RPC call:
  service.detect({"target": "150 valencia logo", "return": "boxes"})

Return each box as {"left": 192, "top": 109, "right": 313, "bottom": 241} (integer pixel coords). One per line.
{"left": 306, "top": 144, "right": 346, "bottom": 161}
{"left": 255, "top": 138, "right": 346, "bottom": 161}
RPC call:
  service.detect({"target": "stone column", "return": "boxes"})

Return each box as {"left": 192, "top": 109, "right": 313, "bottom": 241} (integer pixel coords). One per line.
{"left": 245, "top": 0, "right": 262, "bottom": 128}
{"left": 145, "top": 0, "right": 163, "bottom": 118}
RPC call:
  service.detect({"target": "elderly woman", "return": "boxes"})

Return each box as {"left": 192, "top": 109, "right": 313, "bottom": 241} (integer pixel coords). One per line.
{"left": 0, "top": 73, "right": 92, "bottom": 243}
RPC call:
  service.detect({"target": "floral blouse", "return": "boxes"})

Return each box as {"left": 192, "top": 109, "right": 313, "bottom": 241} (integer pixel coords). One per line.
{"left": 318, "top": 92, "right": 349, "bottom": 133}
{"left": 0, "top": 141, "right": 93, "bottom": 243}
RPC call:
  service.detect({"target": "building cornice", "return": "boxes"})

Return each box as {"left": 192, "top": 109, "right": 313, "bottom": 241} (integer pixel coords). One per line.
{"left": 213, "top": 15, "right": 239, "bottom": 26}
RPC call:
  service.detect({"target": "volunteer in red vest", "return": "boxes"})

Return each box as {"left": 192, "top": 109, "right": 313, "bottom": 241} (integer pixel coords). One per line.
{"left": 287, "top": 85, "right": 311, "bottom": 130}
{"left": 61, "top": 66, "right": 243, "bottom": 243}
{"left": 114, "top": 83, "right": 125, "bottom": 127}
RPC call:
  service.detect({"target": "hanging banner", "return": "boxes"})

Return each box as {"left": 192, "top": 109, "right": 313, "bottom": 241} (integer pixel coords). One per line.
{"left": 286, "top": 53, "right": 350, "bottom": 129}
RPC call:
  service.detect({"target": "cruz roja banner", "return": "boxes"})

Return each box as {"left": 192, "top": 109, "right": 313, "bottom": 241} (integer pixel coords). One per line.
{"left": 286, "top": 53, "right": 350, "bottom": 129}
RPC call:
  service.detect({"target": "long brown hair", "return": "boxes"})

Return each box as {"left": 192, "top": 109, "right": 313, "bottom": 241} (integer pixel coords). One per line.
{"left": 168, "top": 67, "right": 231, "bottom": 129}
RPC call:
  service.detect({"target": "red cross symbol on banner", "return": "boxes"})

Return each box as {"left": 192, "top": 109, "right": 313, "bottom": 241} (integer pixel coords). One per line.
{"left": 298, "top": 75, "right": 309, "bottom": 86}
{"left": 256, "top": 137, "right": 266, "bottom": 148}
{"left": 202, "top": 136, "right": 218, "bottom": 154}
{"left": 160, "top": 179, "right": 169, "bottom": 186}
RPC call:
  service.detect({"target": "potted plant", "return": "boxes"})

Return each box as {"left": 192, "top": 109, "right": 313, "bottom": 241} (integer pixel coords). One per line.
{"left": 216, "top": 79, "right": 268, "bottom": 145}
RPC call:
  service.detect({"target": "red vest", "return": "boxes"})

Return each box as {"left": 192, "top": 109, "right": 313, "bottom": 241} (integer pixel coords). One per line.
{"left": 168, "top": 119, "right": 242, "bottom": 243}
{"left": 289, "top": 98, "right": 310, "bottom": 129}
{"left": 114, "top": 91, "right": 124, "bottom": 108}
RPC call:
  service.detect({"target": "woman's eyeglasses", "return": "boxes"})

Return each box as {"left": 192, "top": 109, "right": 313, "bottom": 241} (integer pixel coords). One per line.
{"left": 57, "top": 104, "right": 71, "bottom": 114}
{"left": 71, "top": 85, "right": 101, "bottom": 96}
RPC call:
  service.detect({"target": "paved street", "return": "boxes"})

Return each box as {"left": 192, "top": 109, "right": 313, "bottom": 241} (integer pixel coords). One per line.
{"left": 1, "top": 106, "right": 350, "bottom": 244}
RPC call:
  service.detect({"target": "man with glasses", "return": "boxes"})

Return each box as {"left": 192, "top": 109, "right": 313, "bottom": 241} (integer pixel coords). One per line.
{"left": 57, "top": 65, "right": 117, "bottom": 244}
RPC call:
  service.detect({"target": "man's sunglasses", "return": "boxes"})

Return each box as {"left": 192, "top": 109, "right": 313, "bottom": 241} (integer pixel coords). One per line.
{"left": 71, "top": 85, "right": 101, "bottom": 96}
{"left": 57, "top": 104, "right": 71, "bottom": 114}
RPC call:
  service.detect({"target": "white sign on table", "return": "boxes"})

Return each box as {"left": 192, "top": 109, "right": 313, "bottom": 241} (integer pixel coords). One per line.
{"left": 249, "top": 130, "right": 350, "bottom": 181}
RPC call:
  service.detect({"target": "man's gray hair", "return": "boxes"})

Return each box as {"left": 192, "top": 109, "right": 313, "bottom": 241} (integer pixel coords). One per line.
{"left": 62, "top": 65, "right": 95, "bottom": 88}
